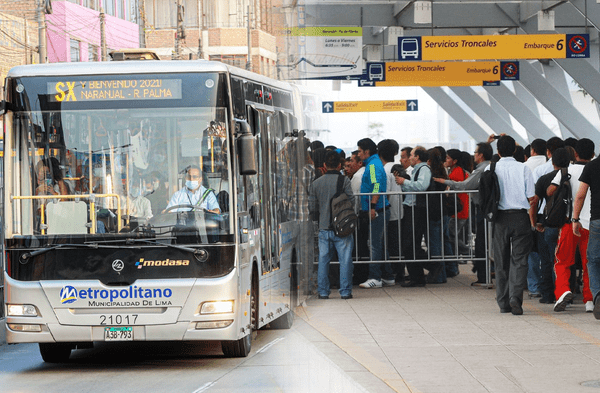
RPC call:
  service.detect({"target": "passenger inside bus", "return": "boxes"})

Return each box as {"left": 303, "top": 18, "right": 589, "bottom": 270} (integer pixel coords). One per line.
{"left": 165, "top": 165, "right": 220, "bottom": 213}
{"left": 35, "top": 157, "right": 70, "bottom": 198}
{"left": 144, "top": 172, "right": 169, "bottom": 213}
{"left": 128, "top": 182, "right": 153, "bottom": 224}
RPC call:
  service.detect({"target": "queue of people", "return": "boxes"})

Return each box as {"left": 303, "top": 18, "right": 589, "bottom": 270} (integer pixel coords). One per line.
{"left": 306, "top": 134, "right": 600, "bottom": 321}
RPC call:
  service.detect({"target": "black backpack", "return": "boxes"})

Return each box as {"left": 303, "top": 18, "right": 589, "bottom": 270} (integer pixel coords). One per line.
{"left": 330, "top": 175, "right": 358, "bottom": 237}
{"left": 543, "top": 168, "right": 572, "bottom": 228}
{"left": 478, "top": 162, "right": 501, "bottom": 222}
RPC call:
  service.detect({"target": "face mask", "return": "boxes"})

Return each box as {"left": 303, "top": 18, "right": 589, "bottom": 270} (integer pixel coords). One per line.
{"left": 153, "top": 181, "right": 159, "bottom": 189}
{"left": 93, "top": 168, "right": 103, "bottom": 177}
{"left": 45, "top": 179, "right": 53, "bottom": 187}
{"left": 185, "top": 180, "right": 199, "bottom": 190}
{"left": 130, "top": 188, "right": 141, "bottom": 198}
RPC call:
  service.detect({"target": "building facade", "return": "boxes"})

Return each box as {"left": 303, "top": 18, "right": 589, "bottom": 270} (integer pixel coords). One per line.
{"left": 143, "top": 0, "right": 280, "bottom": 78}
{"left": 0, "top": 0, "right": 140, "bottom": 80}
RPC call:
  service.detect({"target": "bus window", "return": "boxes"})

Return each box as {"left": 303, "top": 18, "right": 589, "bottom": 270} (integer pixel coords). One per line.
{"left": 6, "top": 73, "right": 233, "bottom": 243}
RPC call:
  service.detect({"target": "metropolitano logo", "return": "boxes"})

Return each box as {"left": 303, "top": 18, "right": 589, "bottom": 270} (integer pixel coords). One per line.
{"left": 60, "top": 285, "right": 78, "bottom": 304}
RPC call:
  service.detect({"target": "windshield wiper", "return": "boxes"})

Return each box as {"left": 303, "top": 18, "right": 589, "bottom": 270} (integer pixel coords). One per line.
{"left": 87, "top": 237, "right": 198, "bottom": 254}
{"left": 129, "top": 239, "right": 199, "bottom": 254}
{"left": 19, "top": 243, "right": 115, "bottom": 261}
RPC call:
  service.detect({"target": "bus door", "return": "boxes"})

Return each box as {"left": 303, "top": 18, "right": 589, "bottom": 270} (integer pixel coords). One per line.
{"left": 250, "top": 107, "right": 275, "bottom": 276}
{"left": 265, "top": 111, "right": 280, "bottom": 273}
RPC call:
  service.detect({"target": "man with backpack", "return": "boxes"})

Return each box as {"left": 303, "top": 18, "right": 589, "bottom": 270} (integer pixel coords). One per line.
{"left": 532, "top": 148, "right": 570, "bottom": 306}
{"left": 308, "top": 150, "right": 355, "bottom": 300}
{"left": 530, "top": 137, "right": 565, "bottom": 304}
{"left": 548, "top": 139, "right": 595, "bottom": 313}
{"left": 488, "top": 136, "right": 536, "bottom": 315}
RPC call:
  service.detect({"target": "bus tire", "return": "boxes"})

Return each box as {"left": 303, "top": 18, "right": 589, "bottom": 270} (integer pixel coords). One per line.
{"left": 39, "top": 343, "right": 72, "bottom": 363}
{"left": 221, "top": 273, "right": 257, "bottom": 357}
{"left": 269, "top": 309, "right": 294, "bottom": 329}
{"left": 221, "top": 330, "right": 251, "bottom": 358}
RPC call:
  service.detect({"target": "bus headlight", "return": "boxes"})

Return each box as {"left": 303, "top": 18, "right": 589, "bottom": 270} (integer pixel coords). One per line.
{"left": 200, "top": 300, "right": 234, "bottom": 314}
{"left": 7, "top": 304, "right": 38, "bottom": 317}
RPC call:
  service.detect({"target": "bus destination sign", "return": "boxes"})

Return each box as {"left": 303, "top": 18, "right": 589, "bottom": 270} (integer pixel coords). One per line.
{"left": 47, "top": 79, "right": 183, "bottom": 102}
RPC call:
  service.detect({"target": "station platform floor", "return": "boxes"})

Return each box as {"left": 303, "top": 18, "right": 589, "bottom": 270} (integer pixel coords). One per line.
{"left": 294, "top": 264, "right": 600, "bottom": 393}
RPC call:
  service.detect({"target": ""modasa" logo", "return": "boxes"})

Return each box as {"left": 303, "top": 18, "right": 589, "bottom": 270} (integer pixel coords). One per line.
{"left": 135, "top": 258, "right": 190, "bottom": 269}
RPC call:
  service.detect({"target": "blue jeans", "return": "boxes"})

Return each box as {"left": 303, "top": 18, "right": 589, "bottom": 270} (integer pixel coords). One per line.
{"left": 318, "top": 230, "right": 354, "bottom": 297}
{"left": 587, "top": 220, "right": 600, "bottom": 301}
{"left": 527, "top": 251, "right": 541, "bottom": 294}
{"left": 368, "top": 211, "right": 393, "bottom": 280}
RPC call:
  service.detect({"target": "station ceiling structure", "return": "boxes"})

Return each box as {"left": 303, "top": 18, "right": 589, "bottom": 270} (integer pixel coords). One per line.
{"left": 298, "top": 0, "right": 600, "bottom": 143}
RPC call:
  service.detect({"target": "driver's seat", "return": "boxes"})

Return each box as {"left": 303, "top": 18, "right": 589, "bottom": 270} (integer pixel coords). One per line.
{"left": 217, "top": 190, "right": 229, "bottom": 213}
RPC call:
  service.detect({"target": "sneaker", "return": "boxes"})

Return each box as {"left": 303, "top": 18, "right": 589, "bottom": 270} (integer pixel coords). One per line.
{"left": 553, "top": 291, "right": 573, "bottom": 312}
{"left": 318, "top": 295, "right": 329, "bottom": 299}
{"left": 586, "top": 301, "right": 594, "bottom": 313}
{"left": 341, "top": 294, "right": 353, "bottom": 300}
{"left": 359, "top": 278, "right": 382, "bottom": 288}
{"left": 382, "top": 278, "right": 396, "bottom": 287}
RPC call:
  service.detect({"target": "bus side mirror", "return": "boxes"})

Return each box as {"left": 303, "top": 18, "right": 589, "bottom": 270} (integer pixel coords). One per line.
{"left": 236, "top": 120, "right": 257, "bottom": 175}
{"left": 0, "top": 100, "right": 6, "bottom": 116}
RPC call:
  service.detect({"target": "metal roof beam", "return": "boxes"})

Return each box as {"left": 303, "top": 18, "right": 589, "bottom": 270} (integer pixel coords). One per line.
{"left": 422, "top": 87, "right": 491, "bottom": 143}
{"left": 449, "top": 87, "right": 527, "bottom": 146}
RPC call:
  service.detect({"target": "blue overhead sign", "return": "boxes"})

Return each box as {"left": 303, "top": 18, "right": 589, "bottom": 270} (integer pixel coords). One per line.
{"left": 406, "top": 100, "right": 418, "bottom": 111}
{"left": 398, "top": 37, "right": 422, "bottom": 61}
{"left": 322, "top": 102, "right": 334, "bottom": 113}
{"left": 566, "top": 34, "right": 589, "bottom": 58}
{"left": 367, "top": 62, "right": 386, "bottom": 81}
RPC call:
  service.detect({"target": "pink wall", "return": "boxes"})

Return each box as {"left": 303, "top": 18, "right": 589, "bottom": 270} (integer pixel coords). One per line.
{"left": 47, "top": 1, "right": 139, "bottom": 63}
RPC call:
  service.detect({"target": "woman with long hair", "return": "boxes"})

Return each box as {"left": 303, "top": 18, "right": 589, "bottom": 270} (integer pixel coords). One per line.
{"left": 426, "top": 148, "right": 448, "bottom": 283}
{"left": 444, "top": 149, "right": 471, "bottom": 277}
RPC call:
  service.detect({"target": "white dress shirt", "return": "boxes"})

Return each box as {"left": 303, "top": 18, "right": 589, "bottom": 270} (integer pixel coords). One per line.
{"left": 488, "top": 157, "right": 535, "bottom": 211}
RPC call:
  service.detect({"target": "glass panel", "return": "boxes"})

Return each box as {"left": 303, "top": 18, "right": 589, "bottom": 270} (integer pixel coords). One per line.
{"left": 105, "top": 0, "right": 115, "bottom": 16}
{"left": 7, "top": 74, "right": 232, "bottom": 244}
{"left": 116, "top": 0, "right": 123, "bottom": 18}
{"left": 70, "top": 39, "right": 80, "bottom": 62}
{"left": 88, "top": 44, "right": 99, "bottom": 62}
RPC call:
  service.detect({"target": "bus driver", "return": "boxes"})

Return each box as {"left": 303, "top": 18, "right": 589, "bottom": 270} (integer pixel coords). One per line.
{"left": 165, "top": 165, "right": 220, "bottom": 213}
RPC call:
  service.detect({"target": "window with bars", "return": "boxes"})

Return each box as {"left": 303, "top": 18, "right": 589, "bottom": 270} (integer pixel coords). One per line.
{"left": 70, "top": 39, "right": 80, "bottom": 62}
{"left": 105, "top": 0, "right": 115, "bottom": 16}
{"left": 88, "top": 44, "right": 99, "bottom": 62}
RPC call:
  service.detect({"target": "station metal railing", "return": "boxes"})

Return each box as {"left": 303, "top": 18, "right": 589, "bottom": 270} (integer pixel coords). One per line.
{"left": 315, "top": 189, "right": 493, "bottom": 287}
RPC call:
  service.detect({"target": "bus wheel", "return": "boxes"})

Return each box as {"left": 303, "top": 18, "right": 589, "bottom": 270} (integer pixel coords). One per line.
{"left": 221, "top": 276, "right": 257, "bottom": 357}
{"left": 269, "top": 309, "right": 294, "bottom": 329}
{"left": 39, "top": 343, "right": 72, "bottom": 363}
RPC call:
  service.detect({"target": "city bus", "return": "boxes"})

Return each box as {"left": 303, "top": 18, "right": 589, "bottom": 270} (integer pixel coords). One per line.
{"left": 2, "top": 60, "right": 313, "bottom": 361}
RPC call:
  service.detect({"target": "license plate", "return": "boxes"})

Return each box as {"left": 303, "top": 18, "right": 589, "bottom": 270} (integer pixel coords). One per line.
{"left": 104, "top": 326, "right": 133, "bottom": 341}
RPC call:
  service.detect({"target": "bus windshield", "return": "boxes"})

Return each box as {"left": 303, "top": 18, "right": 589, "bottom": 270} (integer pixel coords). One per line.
{"left": 5, "top": 73, "right": 233, "bottom": 244}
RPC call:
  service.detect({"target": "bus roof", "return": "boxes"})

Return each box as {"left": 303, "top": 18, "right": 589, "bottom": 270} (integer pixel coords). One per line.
{"left": 6, "top": 60, "right": 293, "bottom": 91}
